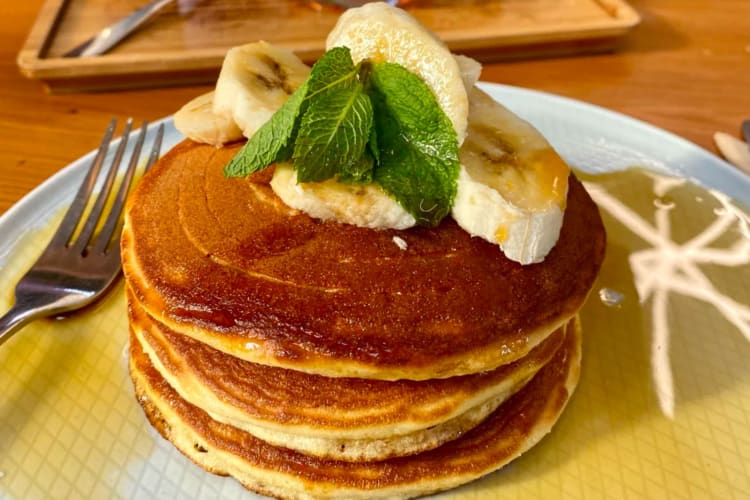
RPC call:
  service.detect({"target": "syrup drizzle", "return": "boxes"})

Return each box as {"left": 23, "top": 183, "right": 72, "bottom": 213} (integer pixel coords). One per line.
{"left": 581, "top": 168, "right": 750, "bottom": 418}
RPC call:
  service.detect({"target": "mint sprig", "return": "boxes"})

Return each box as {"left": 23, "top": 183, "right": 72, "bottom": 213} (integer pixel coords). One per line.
{"left": 369, "top": 62, "right": 459, "bottom": 226}
{"left": 224, "top": 47, "right": 459, "bottom": 227}
{"left": 292, "top": 48, "right": 373, "bottom": 182}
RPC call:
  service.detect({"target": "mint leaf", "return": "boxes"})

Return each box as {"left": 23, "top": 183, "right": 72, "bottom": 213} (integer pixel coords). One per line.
{"left": 224, "top": 82, "right": 308, "bottom": 178}
{"left": 338, "top": 149, "right": 374, "bottom": 184}
{"left": 293, "top": 47, "right": 373, "bottom": 183}
{"left": 368, "top": 62, "right": 459, "bottom": 226}
{"left": 306, "top": 46, "right": 358, "bottom": 98}
{"left": 368, "top": 124, "right": 380, "bottom": 166}
{"left": 294, "top": 84, "right": 373, "bottom": 182}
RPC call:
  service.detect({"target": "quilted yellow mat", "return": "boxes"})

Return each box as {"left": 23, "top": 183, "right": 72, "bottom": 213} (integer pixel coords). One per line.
{"left": 1, "top": 169, "right": 749, "bottom": 499}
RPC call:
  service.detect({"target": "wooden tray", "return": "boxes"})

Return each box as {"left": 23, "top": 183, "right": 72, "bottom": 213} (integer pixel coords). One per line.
{"left": 18, "top": 0, "right": 640, "bottom": 93}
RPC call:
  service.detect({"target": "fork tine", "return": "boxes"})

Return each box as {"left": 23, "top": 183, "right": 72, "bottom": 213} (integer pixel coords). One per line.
{"left": 71, "top": 118, "right": 134, "bottom": 255}
{"left": 92, "top": 121, "right": 158, "bottom": 255}
{"left": 48, "top": 118, "right": 118, "bottom": 248}
{"left": 145, "top": 123, "right": 164, "bottom": 173}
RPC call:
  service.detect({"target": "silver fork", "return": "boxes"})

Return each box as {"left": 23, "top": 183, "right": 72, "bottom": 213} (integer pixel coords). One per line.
{"left": 0, "top": 118, "right": 164, "bottom": 345}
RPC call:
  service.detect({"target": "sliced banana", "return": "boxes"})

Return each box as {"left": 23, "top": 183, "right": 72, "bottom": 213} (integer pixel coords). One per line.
{"left": 213, "top": 41, "right": 310, "bottom": 139}
{"left": 271, "top": 163, "right": 416, "bottom": 230}
{"left": 173, "top": 91, "right": 243, "bottom": 147}
{"left": 454, "top": 54, "right": 483, "bottom": 92}
{"left": 451, "top": 87, "right": 570, "bottom": 264}
{"left": 326, "top": 2, "right": 469, "bottom": 144}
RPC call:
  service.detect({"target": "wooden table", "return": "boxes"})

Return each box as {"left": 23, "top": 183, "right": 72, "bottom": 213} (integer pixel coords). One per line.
{"left": 1, "top": 0, "right": 748, "bottom": 216}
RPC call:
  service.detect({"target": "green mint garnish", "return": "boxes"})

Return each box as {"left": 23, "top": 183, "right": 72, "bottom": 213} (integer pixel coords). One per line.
{"left": 338, "top": 149, "right": 374, "bottom": 184}
{"left": 369, "top": 62, "right": 459, "bottom": 226}
{"left": 305, "top": 46, "right": 359, "bottom": 98}
{"left": 224, "top": 82, "right": 308, "bottom": 177}
{"left": 223, "top": 46, "right": 460, "bottom": 227}
{"left": 367, "top": 121, "right": 381, "bottom": 166}
{"left": 292, "top": 48, "right": 373, "bottom": 182}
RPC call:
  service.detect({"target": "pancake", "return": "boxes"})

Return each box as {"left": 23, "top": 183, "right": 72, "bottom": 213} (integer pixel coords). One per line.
{"left": 129, "top": 286, "right": 569, "bottom": 461}
{"left": 122, "top": 139, "right": 605, "bottom": 380}
{"left": 129, "top": 315, "right": 582, "bottom": 500}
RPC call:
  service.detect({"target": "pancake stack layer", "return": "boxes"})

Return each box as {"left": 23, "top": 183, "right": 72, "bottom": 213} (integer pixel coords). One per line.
{"left": 122, "top": 140, "right": 606, "bottom": 499}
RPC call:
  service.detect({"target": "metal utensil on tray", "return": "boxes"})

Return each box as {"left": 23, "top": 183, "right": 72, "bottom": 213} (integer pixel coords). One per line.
{"left": 63, "top": 0, "right": 175, "bottom": 57}
{"left": 0, "top": 119, "right": 163, "bottom": 345}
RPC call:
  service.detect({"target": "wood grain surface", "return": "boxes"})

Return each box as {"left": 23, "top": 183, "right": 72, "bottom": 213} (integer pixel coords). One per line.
{"left": 1, "top": 0, "right": 749, "bottom": 217}
{"left": 17, "top": 0, "right": 639, "bottom": 91}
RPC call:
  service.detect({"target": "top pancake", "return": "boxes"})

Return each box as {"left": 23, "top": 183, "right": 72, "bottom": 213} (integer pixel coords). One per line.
{"left": 122, "top": 139, "right": 605, "bottom": 379}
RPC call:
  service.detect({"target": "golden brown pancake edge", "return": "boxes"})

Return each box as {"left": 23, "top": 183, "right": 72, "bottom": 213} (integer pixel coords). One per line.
{"left": 129, "top": 285, "right": 570, "bottom": 461}
{"left": 129, "top": 316, "right": 582, "bottom": 499}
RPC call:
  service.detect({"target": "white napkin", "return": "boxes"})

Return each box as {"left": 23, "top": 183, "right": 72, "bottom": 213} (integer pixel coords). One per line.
{"left": 714, "top": 131, "right": 750, "bottom": 174}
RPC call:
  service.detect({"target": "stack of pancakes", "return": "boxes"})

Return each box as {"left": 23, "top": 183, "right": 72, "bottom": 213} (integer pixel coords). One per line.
{"left": 122, "top": 140, "right": 605, "bottom": 499}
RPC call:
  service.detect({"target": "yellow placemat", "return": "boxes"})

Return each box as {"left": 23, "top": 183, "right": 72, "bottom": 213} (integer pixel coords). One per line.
{"left": 1, "top": 168, "right": 749, "bottom": 499}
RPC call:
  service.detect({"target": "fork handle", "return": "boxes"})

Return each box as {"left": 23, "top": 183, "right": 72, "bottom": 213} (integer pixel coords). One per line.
{"left": 0, "top": 304, "right": 43, "bottom": 346}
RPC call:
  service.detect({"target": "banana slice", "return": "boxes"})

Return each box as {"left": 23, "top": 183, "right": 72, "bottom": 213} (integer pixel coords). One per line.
{"left": 455, "top": 54, "right": 483, "bottom": 92}
{"left": 326, "top": 2, "right": 469, "bottom": 144}
{"left": 173, "top": 91, "right": 243, "bottom": 147}
{"left": 213, "top": 41, "right": 310, "bottom": 139}
{"left": 451, "top": 87, "right": 570, "bottom": 265}
{"left": 271, "top": 164, "right": 416, "bottom": 230}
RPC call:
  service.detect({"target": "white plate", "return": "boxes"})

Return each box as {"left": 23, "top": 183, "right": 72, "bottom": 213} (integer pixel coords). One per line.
{"left": 1, "top": 84, "right": 749, "bottom": 499}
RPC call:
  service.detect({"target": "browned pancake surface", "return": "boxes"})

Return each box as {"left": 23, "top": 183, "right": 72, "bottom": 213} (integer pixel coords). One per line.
{"left": 123, "top": 140, "right": 604, "bottom": 378}
{"left": 130, "top": 287, "right": 566, "bottom": 436}
{"left": 129, "top": 319, "right": 581, "bottom": 499}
